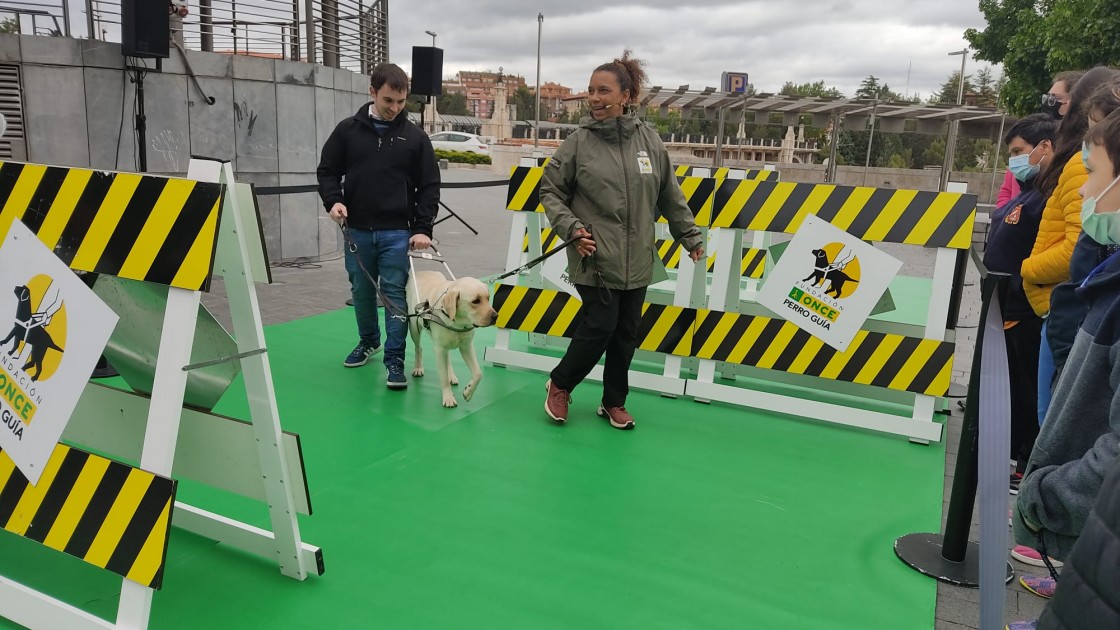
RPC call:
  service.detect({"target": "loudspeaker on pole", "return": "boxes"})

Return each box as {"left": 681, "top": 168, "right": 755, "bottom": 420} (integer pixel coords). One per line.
{"left": 411, "top": 46, "right": 444, "bottom": 97}
{"left": 122, "top": 0, "right": 170, "bottom": 58}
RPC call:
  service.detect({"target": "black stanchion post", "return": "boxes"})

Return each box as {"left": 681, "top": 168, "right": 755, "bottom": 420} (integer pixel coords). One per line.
{"left": 945, "top": 247, "right": 969, "bottom": 331}
{"left": 894, "top": 268, "right": 1013, "bottom": 586}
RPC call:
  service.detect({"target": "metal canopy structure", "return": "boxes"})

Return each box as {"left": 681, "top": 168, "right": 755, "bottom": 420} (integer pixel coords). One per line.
{"left": 638, "top": 87, "right": 1009, "bottom": 136}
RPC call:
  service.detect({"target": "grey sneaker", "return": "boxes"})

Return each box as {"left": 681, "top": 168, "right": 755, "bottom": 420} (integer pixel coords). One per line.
{"left": 344, "top": 342, "right": 382, "bottom": 367}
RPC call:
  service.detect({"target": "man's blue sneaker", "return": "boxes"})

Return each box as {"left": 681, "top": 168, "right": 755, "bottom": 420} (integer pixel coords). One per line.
{"left": 343, "top": 342, "right": 381, "bottom": 367}
{"left": 386, "top": 361, "right": 408, "bottom": 389}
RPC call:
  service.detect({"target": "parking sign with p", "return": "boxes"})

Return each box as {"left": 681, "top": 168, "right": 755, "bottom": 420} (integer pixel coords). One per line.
{"left": 721, "top": 72, "right": 749, "bottom": 94}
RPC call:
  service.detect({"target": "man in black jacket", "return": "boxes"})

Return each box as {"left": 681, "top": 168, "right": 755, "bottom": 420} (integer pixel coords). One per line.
{"left": 317, "top": 63, "right": 440, "bottom": 388}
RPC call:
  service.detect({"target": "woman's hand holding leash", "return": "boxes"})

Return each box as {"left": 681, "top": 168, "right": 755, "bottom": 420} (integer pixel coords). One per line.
{"left": 574, "top": 227, "right": 596, "bottom": 257}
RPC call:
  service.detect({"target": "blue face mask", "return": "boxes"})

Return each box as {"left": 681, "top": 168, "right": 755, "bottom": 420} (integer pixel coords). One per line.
{"left": 1009, "top": 145, "right": 1042, "bottom": 182}
{"left": 1080, "top": 167, "right": 1120, "bottom": 246}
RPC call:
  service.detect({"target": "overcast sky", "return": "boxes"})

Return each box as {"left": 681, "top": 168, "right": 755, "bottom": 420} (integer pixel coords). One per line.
{"left": 389, "top": 0, "right": 995, "bottom": 100}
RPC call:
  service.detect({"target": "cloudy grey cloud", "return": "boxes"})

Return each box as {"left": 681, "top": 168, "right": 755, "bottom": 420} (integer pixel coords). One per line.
{"left": 390, "top": 0, "right": 995, "bottom": 101}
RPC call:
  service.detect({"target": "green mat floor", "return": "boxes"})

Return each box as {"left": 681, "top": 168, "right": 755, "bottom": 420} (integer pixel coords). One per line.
{"left": 0, "top": 308, "right": 946, "bottom": 629}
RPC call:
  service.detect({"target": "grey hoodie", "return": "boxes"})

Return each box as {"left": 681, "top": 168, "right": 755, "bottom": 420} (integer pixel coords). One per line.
{"left": 540, "top": 113, "right": 703, "bottom": 290}
{"left": 1013, "top": 250, "right": 1120, "bottom": 560}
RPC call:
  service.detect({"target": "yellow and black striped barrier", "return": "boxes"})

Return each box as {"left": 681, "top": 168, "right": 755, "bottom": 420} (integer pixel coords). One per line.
{"left": 521, "top": 227, "right": 563, "bottom": 255}
{"left": 0, "top": 161, "right": 225, "bottom": 291}
{"left": 669, "top": 176, "right": 716, "bottom": 225}
{"left": 507, "top": 166, "right": 545, "bottom": 213}
{"left": 711, "top": 180, "right": 975, "bottom": 249}
{"left": 655, "top": 239, "right": 766, "bottom": 278}
{"left": 0, "top": 444, "right": 176, "bottom": 589}
{"left": 506, "top": 166, "right": 716, "bottom": 226}
{"left": 674, "top": 165, "right": 778, "bottom": 181}
{"left": 493, "top": 285, "right": 953, "bottom": 396}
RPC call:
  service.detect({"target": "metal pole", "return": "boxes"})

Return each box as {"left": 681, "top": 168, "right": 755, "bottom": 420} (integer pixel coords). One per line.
{"left": 304, "top": 0, "right": 316, "bottom": 64}
{"left": 862, "top": 99, "right": 879, "bottom": 185}
{"left": 291, "top": 0, "right": 301, "bottom": 61}
{"left": 60, "top": 0, "right": 70, "bottom": 37}
{"left": 942, "top": 49, "right": 968, "bottom": 191}
{"left": 425, "top": 30, "right": 437, "bottom": 131}
{"left": 826, "top": 113, "right": 840, "bottom": 183}
{"left": 85, "top": 0, "right": 94, "bottom": 39}
{"left": 534, "top": 13, "right": 543, "bottom": 148}
{"left": 988, "top": 112, "right": 1007, "bottom": 206}
{"left": 713, "top": 106, "right": 727, "bottom": 168}
{"left": 200, "top": 0, "right": 214, "bottom": 52}
{"left": 231, "top": 0, "right": 238, "bottom": 55}
{"left": 135, "top": 72, "right": 148, "bottom": 172}
{"left": 322, "top": 0, "right": 339, "bottom": 68}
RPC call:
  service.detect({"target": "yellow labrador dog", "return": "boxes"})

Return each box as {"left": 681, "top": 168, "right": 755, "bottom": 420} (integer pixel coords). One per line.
{"left": 406, "top": 270, "right": 498, "bottom": 407}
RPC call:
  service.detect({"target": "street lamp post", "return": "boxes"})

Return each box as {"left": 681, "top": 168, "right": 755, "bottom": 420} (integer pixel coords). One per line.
{"left": 942, "top": 48, "right": 968, "bottom": 191}
{"left": 424, "top": 30, "right": 437, "bottom": 133}
{"left": 534, "top": 12, "right": 543, "bottom": 148}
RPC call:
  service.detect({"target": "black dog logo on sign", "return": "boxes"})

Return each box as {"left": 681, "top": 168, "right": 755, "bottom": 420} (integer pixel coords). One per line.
{"left": 802, "top": 248, "right": 859, "bottom": 299}
{"left": 1, "top": 285, "right": 64, "bottom": 381}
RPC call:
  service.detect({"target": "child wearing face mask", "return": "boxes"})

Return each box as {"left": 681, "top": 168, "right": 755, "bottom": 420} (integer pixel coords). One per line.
{"left": 1011, "top": 109, "right": 1120, "bottom": 604}
{"left": 983, "top": 114, "right": 1059, "bottom": 496}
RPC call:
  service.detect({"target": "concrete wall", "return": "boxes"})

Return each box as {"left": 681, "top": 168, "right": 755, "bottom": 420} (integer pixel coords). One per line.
{"left": 5, "top": 34, "right": 370, "bottom": 261}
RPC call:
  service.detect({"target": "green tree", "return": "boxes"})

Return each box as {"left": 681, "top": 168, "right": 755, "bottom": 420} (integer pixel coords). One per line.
{"left": 0, "top": 17, "right": 18, "bottom": 34}
{"left": 855, "top": 75, "right": 906, "bottom": 101}
{"left": 405, "top": 95, "right": 426, "bottom": 114}
{"left": 436, "top": 92, "right": 469, "bottom": 116}
{"left": 931, "top": 70, "right": 976, "bottom": 104}
{"left": 965, "top": 0, "right": 1120, "bottom": 115}
{"left": 886, "top": 149, "right": 913, "bottom": 169}
{"left": 509, "top": 86, "right": 540, "bottom": 121}
{"left": 779, "top": 80, "right": 844, "bottom": 98}
{"left": 972, "top": 67, "right": 1003, "bottom": 107}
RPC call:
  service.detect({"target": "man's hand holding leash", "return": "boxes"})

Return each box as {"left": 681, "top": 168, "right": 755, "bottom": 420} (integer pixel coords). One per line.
{"left": 329, "top": 202, "right": 348, "bottom": 225}
{"left": 409, "top": 234, "right": 432, "bottom": 250}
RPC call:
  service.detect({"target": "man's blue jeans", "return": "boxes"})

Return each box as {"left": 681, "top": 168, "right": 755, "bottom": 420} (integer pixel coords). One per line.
{"left": 344, "top": 228, "right": 409, "bottom": 367}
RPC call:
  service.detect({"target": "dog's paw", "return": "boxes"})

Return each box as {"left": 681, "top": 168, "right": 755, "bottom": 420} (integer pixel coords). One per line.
{"left": 463, "top": 382, "right": 476, "bottom": 401}
{"left": 412, "top": 367, "right": 424, "bottom": 377}
{"left": 449, "top": 374, "right": 459, "bottom": 386}
{"left": 442, "top": 393, "right": 458, "bottom": 407}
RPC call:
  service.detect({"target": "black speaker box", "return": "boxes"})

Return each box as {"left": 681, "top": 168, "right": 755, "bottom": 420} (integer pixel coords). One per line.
{"left": 122, "top": 0, "right": 170, "bottom": 59}
{"left": 411, "top": 46, "right": 443, "bottom": 97}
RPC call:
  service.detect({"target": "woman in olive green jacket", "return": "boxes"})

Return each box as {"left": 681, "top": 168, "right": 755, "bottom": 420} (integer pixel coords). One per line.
{"left": 540, "top": 51, "right": 704, "bottom": 430}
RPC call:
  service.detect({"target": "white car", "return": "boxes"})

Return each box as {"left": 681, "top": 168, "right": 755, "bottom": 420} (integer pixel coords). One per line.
{"left": 428, "top": 132, "right": 491, "bottom": 156}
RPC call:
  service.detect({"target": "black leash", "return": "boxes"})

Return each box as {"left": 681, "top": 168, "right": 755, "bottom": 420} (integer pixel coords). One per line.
{"left": 478, "top": 230, "right": 586, "bottom": 285}
{"left": 341, "top": 221, "right": 592, "bottom": 326}
{"left": 339, "top": 223, "right": 414, "bottom": 324}
{"left": 339, "top": 222, "right": 473, "bottom": 333}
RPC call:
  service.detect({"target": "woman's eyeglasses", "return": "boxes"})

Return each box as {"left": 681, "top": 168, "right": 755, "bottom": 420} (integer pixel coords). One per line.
{"left": 1041, "top": 93, "right": 1066, "bottom": 107}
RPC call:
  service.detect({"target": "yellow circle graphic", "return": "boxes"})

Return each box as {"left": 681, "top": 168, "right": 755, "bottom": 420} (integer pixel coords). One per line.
{"left": 13, "top": 274, "right": 67, "bottom": 381}
{"left": 809, "top": 242, "right": 861, "bottom": 300}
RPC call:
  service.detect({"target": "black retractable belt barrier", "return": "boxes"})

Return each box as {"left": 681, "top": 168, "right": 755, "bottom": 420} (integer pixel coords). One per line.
{"left": 894, "top": 261, "right": 1014, "bottom": 588}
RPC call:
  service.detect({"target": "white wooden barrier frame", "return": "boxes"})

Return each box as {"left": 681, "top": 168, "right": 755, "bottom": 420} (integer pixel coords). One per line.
{"left": 0, "top": 159, "right": 320, "bottom": 630}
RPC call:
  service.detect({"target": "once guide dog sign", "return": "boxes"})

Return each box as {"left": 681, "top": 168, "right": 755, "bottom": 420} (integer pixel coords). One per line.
{"left": 757, "top": 214, "right": 901, "bottom": 351}
{"left": 0, "top": 220, "right": 118, "bottom": 484}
